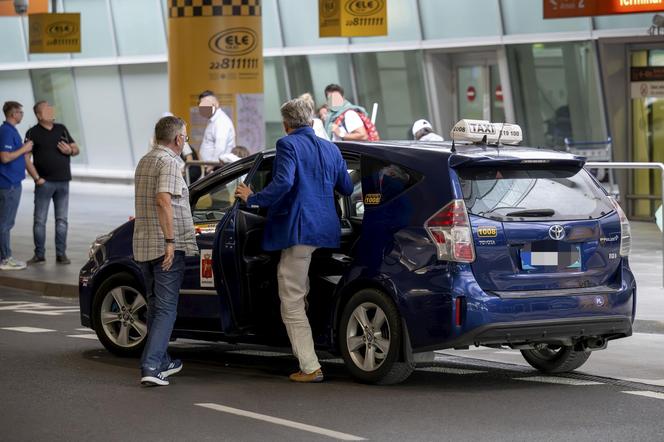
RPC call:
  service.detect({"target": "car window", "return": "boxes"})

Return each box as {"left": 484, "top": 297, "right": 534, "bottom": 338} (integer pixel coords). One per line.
{"left": 192, "top": 172, "right": 248, "bottom": 223}
{"left": 457, "top": 166, "right": 614, "bottom": 221}
{"left": 360, "top": 156, "right": 421, "bottom": 210}
{"left": 348, "top": 169, "right": 364, "bottom": 219}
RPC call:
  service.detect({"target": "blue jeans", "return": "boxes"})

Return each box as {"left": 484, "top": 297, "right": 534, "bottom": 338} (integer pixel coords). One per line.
{"left": 0, "top": 185, "right": 22, "bottom": 261}
{"left": 139, "top": 251, "right": 185, "bottom": 372}
{"left": 34, "top": 180, "right": 69, "bottom": 258}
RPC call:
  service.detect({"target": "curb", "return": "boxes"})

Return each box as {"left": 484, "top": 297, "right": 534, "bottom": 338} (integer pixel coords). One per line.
{"left": 0, "top": 276, "right": 77, "bottom": 298}
{"left": 633, "top": 319, "right": 664, "bottom": 335}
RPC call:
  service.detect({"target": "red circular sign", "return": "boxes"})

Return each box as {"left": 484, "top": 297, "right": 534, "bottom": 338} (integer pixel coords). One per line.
{"left": 495, "top": 85, "right": 503, "bottom": 102}
{"left": 466, "top": 86, "right": 476, "bottom": 102}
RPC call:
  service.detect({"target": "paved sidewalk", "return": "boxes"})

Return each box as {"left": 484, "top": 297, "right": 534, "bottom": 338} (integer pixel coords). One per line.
{"left": 0, "top": 180, "right": 661, "bottom": 329}
{"left": 0, "top": 181, "right": 133, "bottom": 296}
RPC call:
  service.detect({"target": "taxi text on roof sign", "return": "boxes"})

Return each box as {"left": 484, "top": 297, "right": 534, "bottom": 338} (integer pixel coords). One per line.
{"left": 544, "top": 0, "right": 664, "bottom": 19}
{"left": 450, "top": 120, "right": 523, "bottom": 145}
{"left": 28, "top": 13, "right": 81, "bottom": 53}
{"left": 319, "top": 0, "right": 387, "bottom": 37}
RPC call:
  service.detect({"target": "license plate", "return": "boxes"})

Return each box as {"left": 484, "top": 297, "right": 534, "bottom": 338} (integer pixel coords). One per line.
{"left": 520, "top": 241, "right": 581, "bottom": 271}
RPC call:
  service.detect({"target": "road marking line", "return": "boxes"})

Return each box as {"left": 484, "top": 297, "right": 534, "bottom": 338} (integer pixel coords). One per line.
{"left": 623, "top": 391, "right": 664, "bottom": 401}
{"left": 13, "top": 310, "right": 64, "bottom": 316}
{"left": 494, "top": 350, "right": 520, "bottom": 355}
{"left": 1, "top": 327, "right": 56, "bottom": 333}
{"left": 417, "top": 367, "right": 486, "bottom": 375}
{"left": 13, "top": 308, "right": 79, "bottom": 316}
{"left": 67, "top": 334, "right": 98, "bottom": 340}
{"left": 514, "top": 376, "right": 603, "bottom": 386}
{"left": 624, "top": 378, "right": 664, "bottom": 387}
{"left": 75, "top": 328, "right": 90, "bottom": 332}
{"left": 195, "top": 403, "right": 366, "bottom": 441}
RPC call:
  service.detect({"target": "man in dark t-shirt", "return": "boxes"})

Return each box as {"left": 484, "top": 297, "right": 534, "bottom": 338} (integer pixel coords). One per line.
{"left": 25, "top": 101, "right": 79, "bottom": 265}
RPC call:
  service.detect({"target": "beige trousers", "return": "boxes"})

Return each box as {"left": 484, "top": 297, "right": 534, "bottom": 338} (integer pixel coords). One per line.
{"left": 277, "top": 245, "right": 321, "bottom": 374}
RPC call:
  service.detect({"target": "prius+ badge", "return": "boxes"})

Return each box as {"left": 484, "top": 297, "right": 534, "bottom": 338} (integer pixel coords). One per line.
{"left": 549, "top": 225, "right": 565, "bottom": 241}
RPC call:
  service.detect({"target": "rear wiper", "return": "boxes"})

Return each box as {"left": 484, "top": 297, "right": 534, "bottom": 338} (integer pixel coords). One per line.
{"left": 506, "top": 208, "right": 555, "bottom": 217}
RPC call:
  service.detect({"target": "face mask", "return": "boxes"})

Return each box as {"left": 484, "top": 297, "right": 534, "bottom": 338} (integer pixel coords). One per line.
{"left": 198, "top": 105, "right": 215, "bottom": 119}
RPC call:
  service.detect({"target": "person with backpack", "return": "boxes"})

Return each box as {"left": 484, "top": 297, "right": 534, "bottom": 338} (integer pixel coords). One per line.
{"left": 323, "top": 84, "right": 380, "bottom": 142}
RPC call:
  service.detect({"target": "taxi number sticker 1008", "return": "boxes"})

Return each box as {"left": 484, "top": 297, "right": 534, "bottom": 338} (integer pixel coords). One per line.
{"left": 478, "top": 226, "right": 497, "bottom": 237}
{"left": 364, "top": 193, "right": 381, "bottom": 205}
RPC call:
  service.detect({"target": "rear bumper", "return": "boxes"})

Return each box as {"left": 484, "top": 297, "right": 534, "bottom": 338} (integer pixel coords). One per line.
{"left": 401, "top": 261, "right": 636, "bottom": 351}
{"left": 443, "top": 315, "right": 632, "bottom": 349}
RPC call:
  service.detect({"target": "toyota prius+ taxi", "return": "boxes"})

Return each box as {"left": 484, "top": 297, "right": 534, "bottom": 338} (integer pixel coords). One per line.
{"left": 79, "top": 119, "right": 635, "bottom": 385}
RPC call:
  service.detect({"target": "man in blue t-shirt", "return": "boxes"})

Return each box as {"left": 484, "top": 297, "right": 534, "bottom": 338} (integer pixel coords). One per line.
{"left": 0, "top": 101, "right": 33, "bottom": 270}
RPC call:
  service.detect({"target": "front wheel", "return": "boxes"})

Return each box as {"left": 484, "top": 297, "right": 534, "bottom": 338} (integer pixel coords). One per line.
{"left": 339, "top": 289, "right": 413, "bottom": 385}
{"left": 521, "top": 344, "right": 591, "bottom": 373}
{"left": 92, "top": 273, "right": 148, "bottom": 357}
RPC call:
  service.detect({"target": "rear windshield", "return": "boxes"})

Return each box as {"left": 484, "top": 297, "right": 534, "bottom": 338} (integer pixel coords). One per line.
{"left": 457, "top": 166, "right": 614, "bottom": 221}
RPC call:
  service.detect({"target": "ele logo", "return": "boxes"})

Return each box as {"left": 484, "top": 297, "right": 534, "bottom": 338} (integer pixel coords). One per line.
{"left": 477, "top": 227, "right": 497, "bottom": 237}
{"left": 345, "top": 0, "right": 384, "bottom": 16}
{"left": 46, "top": 21, "right": 78, "bottom": 37}
{"left": 208, "top": 28, "right": 257, "bottom": 56}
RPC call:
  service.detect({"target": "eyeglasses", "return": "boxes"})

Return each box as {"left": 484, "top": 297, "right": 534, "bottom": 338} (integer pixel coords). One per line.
{"left": 176, "top": 134, "right": 189, "bottom": 143}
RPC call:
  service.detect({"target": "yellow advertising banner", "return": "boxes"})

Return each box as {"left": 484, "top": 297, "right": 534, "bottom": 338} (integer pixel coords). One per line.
{"left": 319, "top": 0, "right": 387, "bottom": 37}
{"left": 28, "top": 13, "right": 81, "bottom": 53}
{"left": 169, "top": 0, "right": 264, "bottom": 152}
{"left": 0, "top": 0, "right": 48, "bottom": 16}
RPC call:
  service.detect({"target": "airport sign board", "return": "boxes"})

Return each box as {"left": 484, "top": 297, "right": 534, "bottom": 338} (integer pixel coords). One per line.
{"left": 29, "top": 13, "right": 81, "bottom": 53}
{"left": 544, "top": 0, "right": 664, "bottom": 18}
{"left": 319, "top": 0, "right": 388, "bottom": 37}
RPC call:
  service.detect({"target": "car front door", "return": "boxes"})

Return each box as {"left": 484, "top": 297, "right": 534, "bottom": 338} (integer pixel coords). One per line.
{"left": 175, "top": 159, "right": 258, "bottom": 334}
{"left": 212, "top": 154, "right": 288, "bottom": 339}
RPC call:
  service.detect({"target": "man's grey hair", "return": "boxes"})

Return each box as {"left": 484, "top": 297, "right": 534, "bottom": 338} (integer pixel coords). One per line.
{"left": 154, "top": 116, "right": 185, "bottom": 145}
{"left": 281, "top": 98, "right": 313, "bottom": 129}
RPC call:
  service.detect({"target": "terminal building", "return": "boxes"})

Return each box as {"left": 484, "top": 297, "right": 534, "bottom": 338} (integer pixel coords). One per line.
{"left": 0, "top": 0, "right": 661, "bottom": 218}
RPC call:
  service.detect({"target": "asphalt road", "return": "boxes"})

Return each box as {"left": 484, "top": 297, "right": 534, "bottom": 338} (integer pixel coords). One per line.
{"left": 1, "top": 286, "right": 664, "bottom": 442}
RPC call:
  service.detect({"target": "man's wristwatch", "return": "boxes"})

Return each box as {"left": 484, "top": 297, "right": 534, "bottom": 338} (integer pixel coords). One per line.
{"left": 164, "top": 238, "right": 175, "bottom": 244}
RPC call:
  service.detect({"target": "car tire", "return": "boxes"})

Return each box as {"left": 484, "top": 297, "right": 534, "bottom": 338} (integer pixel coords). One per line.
{"left": 92, "top": 272, "right": 148, "bottom": 357}
{"left": 339, "top": 288, "right": 413, "bottom": 385}
{"left": 520, "top": 345, "right": 591, "bottom": 373}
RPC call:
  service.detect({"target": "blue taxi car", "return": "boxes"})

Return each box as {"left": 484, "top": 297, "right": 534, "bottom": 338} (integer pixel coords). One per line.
{"left": 79, "top": 120, "right": 635, "bottom": 384}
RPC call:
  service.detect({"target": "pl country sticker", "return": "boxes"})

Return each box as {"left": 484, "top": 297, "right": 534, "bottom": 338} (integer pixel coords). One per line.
{"left": 200, "top": 249, "right": 214, "bottom": 288}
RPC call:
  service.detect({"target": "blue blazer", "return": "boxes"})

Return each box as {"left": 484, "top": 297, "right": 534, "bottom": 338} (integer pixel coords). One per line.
{"left": 247, "top": 126, "right": 353, "bottom": 251}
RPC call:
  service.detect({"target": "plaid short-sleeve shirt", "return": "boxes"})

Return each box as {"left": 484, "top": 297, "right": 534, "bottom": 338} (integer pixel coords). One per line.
{"left": 133, "top": 145, "right": 198, "bottom": 262}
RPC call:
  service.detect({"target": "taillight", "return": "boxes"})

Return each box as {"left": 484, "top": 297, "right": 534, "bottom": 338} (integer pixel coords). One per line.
{"left": 609, "top": 197, "right": 631, "bottom": 257}
{"left": 425, "top": 199, "right": 475, "bottom": 263}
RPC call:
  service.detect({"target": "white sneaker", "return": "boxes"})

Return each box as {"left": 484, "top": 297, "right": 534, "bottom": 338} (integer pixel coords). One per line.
{"left": 0, "top": 257, "right": 27, "bottom": 270}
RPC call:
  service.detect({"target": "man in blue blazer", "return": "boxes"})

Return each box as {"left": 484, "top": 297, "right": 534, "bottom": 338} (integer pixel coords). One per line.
{"left": 236, "top": 98, "right": 353, "bottom": 383}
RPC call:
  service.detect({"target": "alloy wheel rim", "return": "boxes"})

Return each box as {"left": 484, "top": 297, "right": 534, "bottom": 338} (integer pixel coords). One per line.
{"left": 346, "top": 302, "right": 390, "bottom": 372}
{"left": 100, "top": 286, "right": 147, "bottom": 348}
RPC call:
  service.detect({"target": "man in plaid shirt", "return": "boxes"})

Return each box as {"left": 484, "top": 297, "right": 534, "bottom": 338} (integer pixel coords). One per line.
{"left": 134, "top": 116, "right": 197, "bottom": 387}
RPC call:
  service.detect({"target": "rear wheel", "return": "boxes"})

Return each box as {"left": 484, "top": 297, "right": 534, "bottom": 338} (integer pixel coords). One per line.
{"left": 521, "top": 344, "right": 591, "bottom": 373}
{"left": 339, "top": 289, "right": 413, "bottom": 384}
{"left": 92, "top": 273, "right": 148, "bottom": 357}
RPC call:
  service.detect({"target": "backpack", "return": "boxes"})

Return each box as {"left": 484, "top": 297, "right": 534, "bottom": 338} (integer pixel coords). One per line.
{"left": 334, "top": 109, "right": 380, "bottom": 141}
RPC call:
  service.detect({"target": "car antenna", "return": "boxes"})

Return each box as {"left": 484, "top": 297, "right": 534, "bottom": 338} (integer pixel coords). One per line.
{"left": 496, "top": 122, "right": 506, "bottom": 147}
{"left": 451, "top": 139, "right": 456, "bottom": 153}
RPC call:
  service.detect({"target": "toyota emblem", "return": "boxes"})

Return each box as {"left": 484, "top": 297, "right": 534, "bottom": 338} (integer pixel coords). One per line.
{"left": 549, "top": 225, "right": 565, "bottom": 241}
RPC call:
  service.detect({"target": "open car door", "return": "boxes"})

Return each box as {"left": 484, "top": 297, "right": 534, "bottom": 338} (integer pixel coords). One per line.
{"left": 211, "top": 153, "right": 287, "bottom": 339}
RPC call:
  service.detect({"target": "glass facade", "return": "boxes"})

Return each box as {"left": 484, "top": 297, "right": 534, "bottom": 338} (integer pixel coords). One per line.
{"left": 0, "top": 0, "right": 657, "bottom": 189}
{"left": 508, "top": 42, "right": 605, "bottom": 148}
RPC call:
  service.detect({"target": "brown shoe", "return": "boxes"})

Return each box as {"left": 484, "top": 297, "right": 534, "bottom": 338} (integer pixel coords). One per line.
{"left": 289, "top": 368, "right": 324, "bottom": 383}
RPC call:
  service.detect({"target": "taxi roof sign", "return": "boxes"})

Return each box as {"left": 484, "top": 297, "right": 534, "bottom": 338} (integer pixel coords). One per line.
{"left": 450, "top": 119, "right": 523, "bottom": 145}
